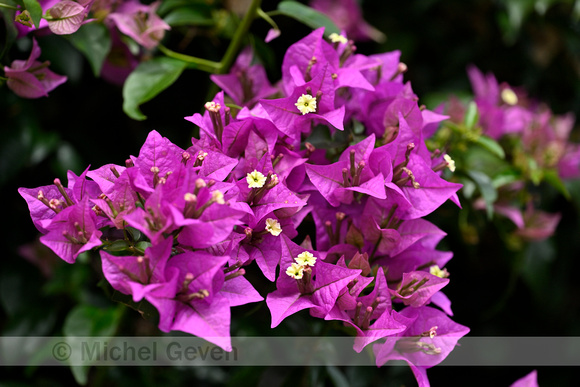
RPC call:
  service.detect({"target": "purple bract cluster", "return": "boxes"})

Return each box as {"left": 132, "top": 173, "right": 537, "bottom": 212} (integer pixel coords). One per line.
{"left": 19, "top": 28, "right": 469, "bottom": 383}
{"left": 465, "top": 66, "right": 580, "bottom": 179}
{"left": 446, "top": 66, "right": 579, "bottom": 241}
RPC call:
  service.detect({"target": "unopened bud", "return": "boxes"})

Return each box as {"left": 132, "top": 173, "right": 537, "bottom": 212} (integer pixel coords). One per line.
{"left": 212, "top": 190, "right": 225, "bottom": 205}
{"left": 204, "top": 101, "right": 221, "bottom": 112}
{"left": 184, "top": 193, "right": 197, "bottom": 202}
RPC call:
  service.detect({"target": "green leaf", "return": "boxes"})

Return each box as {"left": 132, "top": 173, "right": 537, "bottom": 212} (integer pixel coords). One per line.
{"left": 36, "top": 34, "right": 84, "bottom": 82}
{"left": 63, "top": 305, "right": 124, "bottom": 385}
{"left": 30, "top": 130, "right": 60, "bottom": 165}
{"left": 459, "top": 177, "right": 476, "bottom": 199}
{"left": 157, "top": 0, "right": 197, "bottom": 15}
{"left": 163, "top": 5, "right": 213, "bottom": 27}
{"left": 52, "top": 142, "right": 83, "bottom": 177}
{"left": 528, "top": 157, "right": 542, "bottom": 185}
{"left": 126, "top": 226, "right": 142, "bottom": 241}
{"left": 43, "top": 261, "right": 91, "bottom": 298}
{"left": 474, "top": 135, "right": 506, "bottom": 159}
{"left": 110, "top": 291, "right": 158, "bottom": 321}
{"left": 106, "top": 240, "right": 130, "bottom": 252}
{"left": 134, "top": 241, "right": 152, "bottom": 254}
{"left": 325, "top": 365, "right": 350, "bottom": 387}
{"left": 463, "top": 101, "right": 479, "bottom": 130}
{"left": 67, "top": 23, "right": 112, "bottom": 77}
{"left": 0, "top": 117, "right": 60, "bottom": 185}
{"left": 64, "top": 305, "right": 124, "bottom": 337}
{"left": 70, "top": 366, "right": 90, "bottom": 386}
{"left": 122, "top": 57, "right": 187, "bottom": 120}
{"left": 543, "top": 169, "right": 571, "bottom": 199}
{"left": 491, "top": 169, "right": 521, "bottom": 188}
{"left": 467, "top": 170, "right": 498, "bottom": 219}
{"left": 522, "top": 239, "right": 556, "bottom": 299}
{"left": 0, "top": 5, "right": 18, "bottom": 59}
{"left": 277, "top": 1, "right": 340, "bottom": 36}
{"left": 464, "top": 145, "right": 510, "bottom": 178}
{"left": 23, "top": 0, "right": 42, "bottom": 28}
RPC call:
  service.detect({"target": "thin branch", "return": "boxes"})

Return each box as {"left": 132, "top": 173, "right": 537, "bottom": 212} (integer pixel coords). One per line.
{"left": 157, "top": 44, "right": 221, "bottom": 73}
{"left": 217, "top": 0, "right": 262, "bottom": 74}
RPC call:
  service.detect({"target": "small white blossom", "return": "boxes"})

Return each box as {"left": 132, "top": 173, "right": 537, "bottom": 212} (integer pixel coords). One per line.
{"left": 246, "top": 170, "right": 267, "bottom": 188}
{"left": 429, "top": 265, "right": 449, "bottom": 278}
{"left": 443, "top": 154, "right": 456, "bottom": 172}
{"left": 212, "top": 190, "right": 225, "bottom": 204}
{"left": 501, "top": 88, "right": 518, "bottom": 105}
{"left": 329, "top": 33, "right": 348, "bottom": 44}
{"left": 265, "top": 218, "right": 282, "bottom": 236}
{"left": 295, "top": 94, "right": 317, "bottom": 115}
{"left": 286, "top": 263, "right": 304, "bottom": 279}
{"left": 295, "top": 251, "right": 316, "bottom": 267}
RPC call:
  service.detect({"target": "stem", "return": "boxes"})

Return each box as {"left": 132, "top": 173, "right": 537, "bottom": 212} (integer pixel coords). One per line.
{"left": 368, "top": 235, "right": 382, "bottom": 263}
{"left": 217, "top": 0, "right": 262, "bottom": 74}
{"left": 257, "top": 7, "right": 279, "bottom": 30}
{"left": 0, "top": 3, "right": 19, "bottom": 10}
{"left": 225, "top": 103, "right": 243, "bottom": 111}
{"left": 157, "top": 44, "right": 221, "bottom": 73}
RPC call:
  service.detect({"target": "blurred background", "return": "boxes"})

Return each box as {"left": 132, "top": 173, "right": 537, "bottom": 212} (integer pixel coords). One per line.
{"left": 1, "top": 0, "right": 579, "bottom": 385}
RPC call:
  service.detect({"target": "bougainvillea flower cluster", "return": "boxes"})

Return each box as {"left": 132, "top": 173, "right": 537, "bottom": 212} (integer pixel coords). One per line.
{"left": 7, "top": 0, "right": 170, "bottom": 96}
{"left": 20, "top": 28, "right": 468, "bottom": 385}
{"left": 445, "top": 66, "right": 579, "bottom": 242}
{"left": 465, "top": 66, "right": 580, "bottom": 179}
{"left": 3, "top": 38, "right": 67, "bottom": 98}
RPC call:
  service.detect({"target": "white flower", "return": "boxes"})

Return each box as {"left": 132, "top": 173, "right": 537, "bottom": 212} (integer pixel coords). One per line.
{"left": 329, "top": 33, "right": 348, "bottom": 44}
{"left": 429, "top": 265, "right": 449, "bottom": 278}
{"left": 286, "top": 263, "right": 304, "bottom": 279}
{"left": 246, "top": 170, "right": 267, "bottom": 188}
{"left": 212, "top": 190, "right": 225, "bottom": 204}
{"left": 443, "top": 154, "right": 456, "bottom": 172}
{"left": 265, "top": 218, "right": 282, "bottom": 236}
{"left": 501, "top": 88, "right": 518, "bottom": 106}
{"left": 295, "top": 94, "right": 317, "bottom": 115}
{"left": 295, "top": 251, "right": 316, "bottom": 266}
